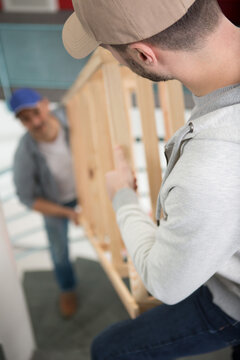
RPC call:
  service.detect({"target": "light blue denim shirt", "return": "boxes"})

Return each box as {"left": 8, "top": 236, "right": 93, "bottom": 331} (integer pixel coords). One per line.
{"left": 13, "top": 106, "right": 70, "bottom": 208}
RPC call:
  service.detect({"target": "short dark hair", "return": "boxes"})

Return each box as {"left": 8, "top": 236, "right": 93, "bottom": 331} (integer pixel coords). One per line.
{"left": 112, "top": 0, "right": 221, "bottom": 52}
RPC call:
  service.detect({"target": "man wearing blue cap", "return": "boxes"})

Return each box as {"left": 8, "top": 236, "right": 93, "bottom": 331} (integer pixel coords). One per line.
{"left": 10, "top": 88, "right": 79, "bottom": 317}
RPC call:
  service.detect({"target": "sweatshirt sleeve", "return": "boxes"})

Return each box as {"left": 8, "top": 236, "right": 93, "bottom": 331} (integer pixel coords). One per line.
{"left": 13, "top": 140, "right": 36, "bottom": 209}
{"left": 113, "top": 139, "right": 240, "bottom": 304}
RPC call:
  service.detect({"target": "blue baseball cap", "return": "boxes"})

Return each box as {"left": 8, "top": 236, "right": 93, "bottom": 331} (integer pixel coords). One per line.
{"left": 9, "top": 88, "right": 42, "bottom": 115}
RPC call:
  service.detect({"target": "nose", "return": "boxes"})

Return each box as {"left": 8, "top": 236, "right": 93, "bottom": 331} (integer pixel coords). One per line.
{"left": 32, "top": 115, "right": 43, "bottom": 128}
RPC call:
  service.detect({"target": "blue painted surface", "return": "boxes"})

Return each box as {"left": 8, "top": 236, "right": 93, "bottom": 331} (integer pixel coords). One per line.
{"left": 0, "top": 24, "right": 90, "bottom": 90}
{"left": 0, "top": 38, "right": 11, "bottom": 99}
{"left": 0, "top": 23, "right": 192, "bottom": 98}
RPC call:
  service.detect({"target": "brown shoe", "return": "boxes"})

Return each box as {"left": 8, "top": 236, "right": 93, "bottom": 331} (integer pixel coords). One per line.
{"left": 59, "top": 291, "right": 78, "bottom": 318}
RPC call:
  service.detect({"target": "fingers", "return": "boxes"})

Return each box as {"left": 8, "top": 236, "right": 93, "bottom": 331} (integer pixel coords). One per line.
{"left": 114, "top": 145, "right": 128, "bottom": 170}
{"left": 133, "top": 176, "right": 138, "bottom": 191}
{"left": 68, "top": 209, "right": 80, "bottom": 225}
{"left": 73, "top": 214, "right": 80, "bottom": 226}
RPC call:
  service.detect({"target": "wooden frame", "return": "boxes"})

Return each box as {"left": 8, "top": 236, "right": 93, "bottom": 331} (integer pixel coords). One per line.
{"left": 63, "top": 48, "right": 185, "bottom": 318}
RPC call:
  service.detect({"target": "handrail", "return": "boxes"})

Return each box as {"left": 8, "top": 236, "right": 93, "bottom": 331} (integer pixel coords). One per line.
{"left": 62, "top": 48, "right": 118, "bottom": 105}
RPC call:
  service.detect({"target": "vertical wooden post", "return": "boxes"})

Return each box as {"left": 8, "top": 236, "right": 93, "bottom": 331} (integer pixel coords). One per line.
{"left": 87, "top": 78, "right": 127, "bottom": 274}
{"left": 102, "top": 62, "right": 148, "bottom": 302}
{"left": 67, "top": 90, "right": 105, "bottom": 238}
{"left": 136, "top": 76, "right": 163, "bottom": 218}
{"left": 67, "top": 93, "right": 93, "bottom": 227}
{"left": 158, "top": 80, "right": 185, "bottom": 141}
{"left": 102, "top": 63, "right": 133, "bottom": 162}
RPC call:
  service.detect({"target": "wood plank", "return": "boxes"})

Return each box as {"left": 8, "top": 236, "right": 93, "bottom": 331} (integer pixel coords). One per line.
{"left": 158, "top": 80, "right": 185, "bottom": 141}
{"left": 63, "top": 47, "right": 119, "bottom": 106}
{"left": 89, "top": 236, "right": 140, "bottom": 319}
{"left": 136, "top": 76, "right": 162, "bottom": 218}
{"left": 102, "top": 62, "right": 134, "bottom": 163}
{"left": 87, "top": 79, "right": 125, "bottom": 268}
{"left": 66, "top": 93, "right": 92, "bottom": 225}
{"left": 121, "top": 66, "right": 136, "bottom": 91}
{"left": 62, "top": 52, "right": 102, "bottom": 105}
{"left": 67, "top": 88, "right": 105, "bottom": 238}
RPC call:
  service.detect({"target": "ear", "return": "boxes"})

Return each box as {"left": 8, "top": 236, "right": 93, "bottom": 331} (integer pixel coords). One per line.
{"left": 128, "top": 42, "right": 158, "bottom": 66}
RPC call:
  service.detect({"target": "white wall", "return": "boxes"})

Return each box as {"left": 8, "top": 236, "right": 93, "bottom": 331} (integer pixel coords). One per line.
{"left": 2, "top": 0, "right": 58, "bottom": 13}
{"left": 0, "top": 203, "right": 35, "bottom": 360}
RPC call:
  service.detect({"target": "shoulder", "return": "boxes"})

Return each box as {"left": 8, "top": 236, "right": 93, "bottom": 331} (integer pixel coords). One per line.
{"left": 14, "top": 132, "right": 35, "bottom": 165}
{"left": 172, "top": 139, "right": 240, "bottom": 209}
{"left": 15, "top": 132, "right": 30, "bottom": 155}
{"left": 192, "top": 103, "right": 240, "bottom": 144}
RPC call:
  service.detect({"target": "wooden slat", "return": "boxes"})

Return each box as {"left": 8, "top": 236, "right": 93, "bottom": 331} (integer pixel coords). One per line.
{"left": 102, "top": 62, "right": 134, "bottom": 162}
{"left": 66, "top": 94, "right": 92, "bottom": 225}
{"left": 87, "top": 79, "right": 125, "bottom": 269}
{"left": 62, "top": 48, "right": 118, "bottom": 106}
{"left": 136, "top": 76, "right": 162, "bottom": 218}
{"left": 62, "top": 52, "right": 102, "bottom": 105}
{"left": 158, "top": 80, "right": 185, "bottom": 141}
{"left": 90, "top": 236, "right": 140, "bottom": 319}
{"left": 67, "top": 88, "right": 105, "bottom": 238}
{"left": 121, "top": 66, "right": 136, "bottom": 92}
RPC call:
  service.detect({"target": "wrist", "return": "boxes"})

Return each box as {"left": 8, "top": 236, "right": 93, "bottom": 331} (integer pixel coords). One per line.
{"left": 110, "top": 184, "right": 131, "bottom": 201}
{"left": 62, "top": 207, "right": 73, "bottom": 218}
{"left": 112, "top": 188, "right": 138, "bottom": 212}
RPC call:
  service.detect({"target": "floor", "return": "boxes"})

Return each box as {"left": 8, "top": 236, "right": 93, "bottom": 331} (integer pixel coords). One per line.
{"left": 26, "top": 258, "right": 129, "bottom": 360}
{"left": 26, "top": 258, "right": 232, "bottom": 360}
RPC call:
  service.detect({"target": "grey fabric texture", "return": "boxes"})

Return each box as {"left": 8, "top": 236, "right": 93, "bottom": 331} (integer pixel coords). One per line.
{"left": 190, "top": 83, "right": 240, "bottom": 121}
{"left": 13, "top": 107, "right": 69, "bottom": 208}
{"left": 112, "top": 84, "right": 240, "bottom": 321}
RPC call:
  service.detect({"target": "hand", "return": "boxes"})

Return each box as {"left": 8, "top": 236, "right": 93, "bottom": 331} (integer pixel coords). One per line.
{"left": 66, "top": 208, "right": 81, "bottom": 225}
{"left": 105, "top": 145, "right": 138, "bottom": 201}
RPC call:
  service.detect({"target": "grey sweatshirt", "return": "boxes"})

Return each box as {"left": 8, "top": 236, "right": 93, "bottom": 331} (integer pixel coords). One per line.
{"left": 113, "top": 84, "right": 240, "bottom": 321}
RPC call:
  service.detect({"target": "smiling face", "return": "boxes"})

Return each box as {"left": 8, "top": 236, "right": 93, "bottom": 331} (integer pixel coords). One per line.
{"left": 17, "top": 99, "right": 53, "bottom": 140}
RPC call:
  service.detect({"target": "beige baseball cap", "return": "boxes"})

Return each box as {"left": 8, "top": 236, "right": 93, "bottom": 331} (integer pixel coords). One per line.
{"left": 63, "top": 0, "right": 196, "bottom": 59}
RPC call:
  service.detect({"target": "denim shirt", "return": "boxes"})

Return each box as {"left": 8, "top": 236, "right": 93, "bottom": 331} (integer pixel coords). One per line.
{"left": 13, "top": 107, "right": 70, "bottom": 208}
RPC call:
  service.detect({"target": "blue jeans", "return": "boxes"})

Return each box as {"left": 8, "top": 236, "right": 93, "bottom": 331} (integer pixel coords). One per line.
{"left": 91, "top": 286, "right": 240, "bottom": 360}
{"left": 43, "top": 199, "right": 77, "bottom": 292}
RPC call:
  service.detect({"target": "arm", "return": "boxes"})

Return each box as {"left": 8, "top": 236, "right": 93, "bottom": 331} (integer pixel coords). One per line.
{"left": 13, "top": 139, "right": 79, "bottom": 224}
{"left": 109, "top": 141, "right": 240, "bottom": 304}
{"left": 33, "top": 198, "right": 80, "bottom": 224}
{"left": 13, "top": 139, "right": 37, "bottom": 209}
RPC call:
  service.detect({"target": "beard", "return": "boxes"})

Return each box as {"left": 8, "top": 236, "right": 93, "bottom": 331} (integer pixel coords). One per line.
{"left": 123, "top": 56, "right": 174, "bottom": 82}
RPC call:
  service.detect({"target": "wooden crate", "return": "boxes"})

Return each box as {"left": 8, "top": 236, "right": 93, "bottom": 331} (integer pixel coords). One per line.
{"left": 63, "top": 48, "right": 185, "bottom": 318}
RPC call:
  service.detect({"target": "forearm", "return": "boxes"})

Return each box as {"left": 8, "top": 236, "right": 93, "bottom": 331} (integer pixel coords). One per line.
{"left": 32, "top": 198, "right": 72, "bottom": 218}
{"left": 113, "top": 189, "right": 158, "bottom": 293}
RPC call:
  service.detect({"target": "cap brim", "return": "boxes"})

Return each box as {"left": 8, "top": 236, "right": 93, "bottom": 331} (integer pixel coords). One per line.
{"left": 62, "top": 12, "right": 100, "bottom": 59}
{"left": 15, "top": 102, "right": 39, "bottom": 115}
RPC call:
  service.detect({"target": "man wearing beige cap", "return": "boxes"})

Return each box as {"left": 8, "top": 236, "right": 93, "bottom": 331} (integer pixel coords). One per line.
{"left": 63, "top": 0, "right": 240, "bottom": 358}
